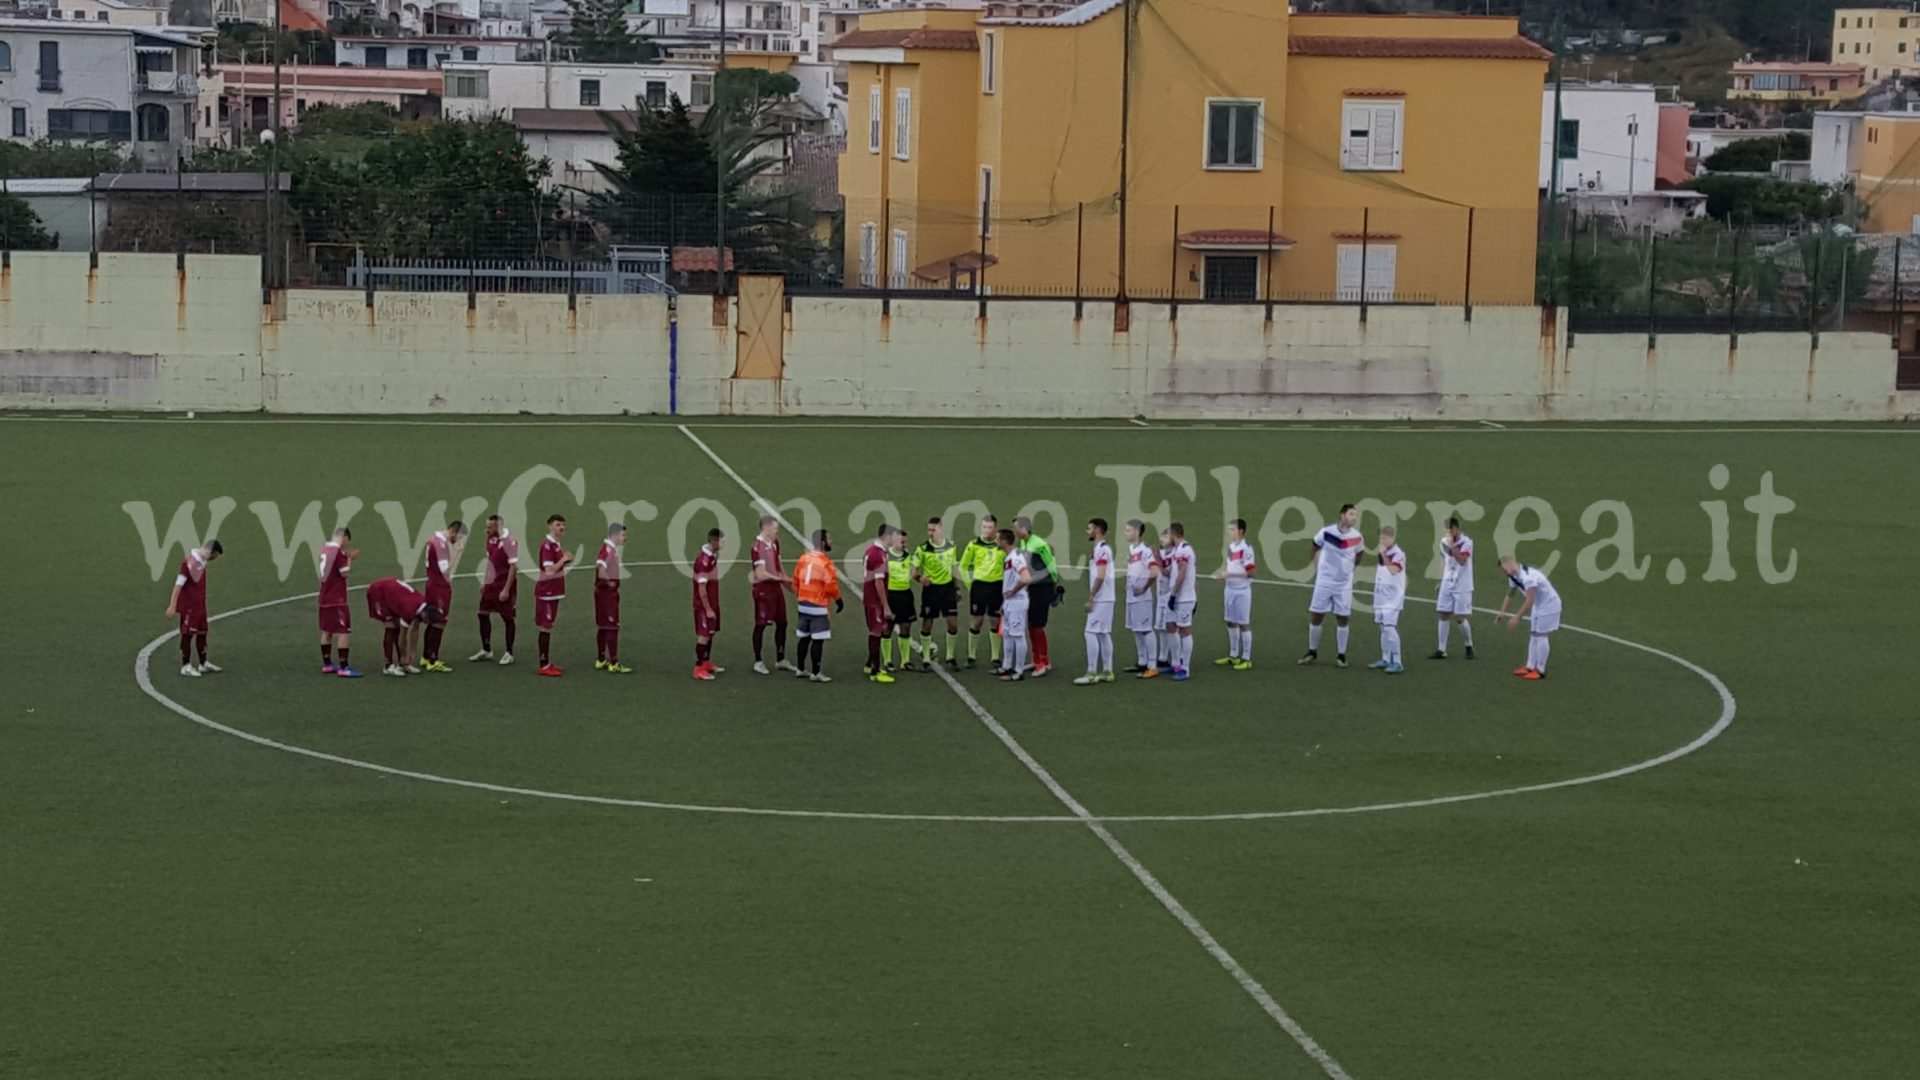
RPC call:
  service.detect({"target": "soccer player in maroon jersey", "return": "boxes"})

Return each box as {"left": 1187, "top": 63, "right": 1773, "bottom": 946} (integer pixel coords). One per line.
{"left": 317, "top": 526, "right": 361, "bottom": 678}
{"left": 366, "top": 577, "right": 442, "bottom": 677}
{"left": 692, "top": 527, "right": 725, "bottom": 680}
{"left": 534, "top": 514, "right": 572, "bottom": 677}
{"left": 594, "top": 523, "right": 630, "bottom": 674}
{"left": 749, "top": 514, "right": 795, "bottom": 675}
{"left": 419, "top": 519, "right": 467, "bottom": 673}
{"left": 471, "top": 514, "right": 520, "bottom": 666}
{"left": 163, "top": 539, "right": 223, "bottom": 677}
{"left": 862, "top": 524, "right": 896, "bottom": 684}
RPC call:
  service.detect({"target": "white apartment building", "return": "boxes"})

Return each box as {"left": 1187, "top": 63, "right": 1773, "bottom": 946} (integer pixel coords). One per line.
{"left": 335, "top": 34, "right": 528, "bottom": 69}
{"left": 39, "top": 0, "right": 170, "bottom": 26}
{"left": 0, "top": 18, "right": 208, "bottom": 170}
{"left": 1812, "top": 110, "right": 1865, "bottom": 185}
{"left": 1541, "top": 82, "right": 1661, "bottom": 196}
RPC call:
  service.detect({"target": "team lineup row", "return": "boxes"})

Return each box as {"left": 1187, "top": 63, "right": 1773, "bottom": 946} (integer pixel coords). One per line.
{"left": 161, "top": 505, "right": 1567, "bottom": 683}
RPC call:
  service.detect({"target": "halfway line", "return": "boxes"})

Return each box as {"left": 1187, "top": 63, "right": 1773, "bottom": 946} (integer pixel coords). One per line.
{"left": 675, "top": 422, "right": 1353, "bottom": 1079}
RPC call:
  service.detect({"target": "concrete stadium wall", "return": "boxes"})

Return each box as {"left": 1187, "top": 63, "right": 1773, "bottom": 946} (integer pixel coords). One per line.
{"left": 1, "top": 253, "right": 1911, "bottom": 421}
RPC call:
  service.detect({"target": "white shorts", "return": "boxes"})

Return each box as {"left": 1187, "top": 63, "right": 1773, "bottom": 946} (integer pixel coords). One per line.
{"left": 1125, "top": 594, "right": 1157, "bottom": 633}
{"left": 1223, "top": 589, "right": 1252, "bottom": 625}
{"left": 1530, "top": 606, "right": 1561, "bottom": 635}
{"left": 1437, "top": 582, "right": 1474, "bottom": 615}
{"left": 1085, "top": 600, "right": 1114, "bottom": 634}
{"left": 1164, "top": 599, "right": 1195, "bottom": 629}
{"left": 1374, "top": 604, "right": 1402, "bottom": 628}
{"left": 1308, "top": 581, "right": 1353, "bottom": 617}
{"left": 1001, "top": 599, "right": 1030, "bottom": 637}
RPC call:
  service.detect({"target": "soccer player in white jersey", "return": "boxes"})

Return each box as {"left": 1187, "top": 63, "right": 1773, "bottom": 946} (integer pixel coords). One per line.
{"left": 1299, "top": 503, "right": 1363, "bottom": 668}
{"left": 1154, "top": 527, "right": 1177, "bottom": 672}
{"left": 1430, "top": 515, "right": 1476, "bottom": 661}
{"left": 1122, "top": 520, "right": 1161, "bottom": 677}
{"left": 1214, "top": 517, "right": 1256, "bottom": 670}
{"left": 1496, "top": 554, "right": 1562, "bottom": 681}
{"left": 1161, "top": 522, "right": 1199, "bottom": 681}
{"left": 1075, "top": 518, "right": 1117, "bottom": 685}
{"left": 996, "top": 528, "right": 1033, "bottom": 682}
{"left": 1368, "top": 525, "right": 1408, "bottom": 674}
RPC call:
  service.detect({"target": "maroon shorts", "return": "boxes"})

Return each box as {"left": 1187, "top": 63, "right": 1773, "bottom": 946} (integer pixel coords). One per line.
{"left": 694, "top": 604, "right": 721, "bottom": 638}
{"left": 595, "top": 588, "right": 621, "bottom": 630}
{"left": 318, "top": 604, "right": 351, "bottom": 635}
{"left": 753, "top": 586, "right": 788, "bottom": 627}
{"left": 478, "top": 583, "right": 517, "bottom": 616}
{"left": 425, "top": 583, "right": 452, "bottom": 622}
{"left": 177, "top": 608, "right": 208, "bottom": 636}
{"left": 535, "top": 597, "right": 562, "bottom": 630}
{"left": 864, "top": 599, "right": 889, "bottom": 636}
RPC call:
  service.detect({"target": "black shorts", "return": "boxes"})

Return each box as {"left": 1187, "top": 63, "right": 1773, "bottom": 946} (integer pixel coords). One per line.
{"left": 1028, "top": 580, "right": 1056, "bottom": 629}
{"left": 920, "top": 582, "right": 959, "bottom": 619}
{"left": 887, "top": 590, "right": 916, "bottom": 626}
{"left": 969, "top": 580, "right": 1004, "bottom": 619}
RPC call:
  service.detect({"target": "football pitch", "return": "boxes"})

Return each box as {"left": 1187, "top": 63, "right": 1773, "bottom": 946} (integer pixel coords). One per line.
{"left": 2, "top": 413, "right": 1915, "bottom": 1079}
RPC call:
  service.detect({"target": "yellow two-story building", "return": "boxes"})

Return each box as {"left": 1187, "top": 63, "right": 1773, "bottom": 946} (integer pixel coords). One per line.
{"left": 835, "top": 1, "right": 1550, "bottom": 304}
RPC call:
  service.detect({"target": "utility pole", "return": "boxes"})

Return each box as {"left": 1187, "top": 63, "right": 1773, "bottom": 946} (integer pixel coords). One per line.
{"left": 1116, "top": 0, "right": 1135, "bottom": 302}
{"left": 716, "top": 0, "right": 728, "bottom": 296}
{"left": 268, "top": 0, "right": 283, "bottom": 293}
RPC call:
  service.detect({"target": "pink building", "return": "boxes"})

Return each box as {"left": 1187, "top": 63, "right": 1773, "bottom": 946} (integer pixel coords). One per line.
{"left": 1655, "top": 101, "right": 1694, "bottom": 186}
{"left": 209, "top": 64, "right": 444, "bottom": 142}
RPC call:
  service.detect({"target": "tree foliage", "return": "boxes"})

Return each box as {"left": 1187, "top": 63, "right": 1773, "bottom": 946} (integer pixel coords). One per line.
{"left": 0, "top": 139, "right": 133, "bottom": 179}
{"left": 1683, "top": 175, "right": 1842, "bottom": 224}
{"left": 556, "top": 0, "right": 658, "bottom": 63}
{"left": 1704, "top": 133, "right": 1811, "bottom": 173}
{"left": 0, "top": 194, "right": 59, "bottom": 250}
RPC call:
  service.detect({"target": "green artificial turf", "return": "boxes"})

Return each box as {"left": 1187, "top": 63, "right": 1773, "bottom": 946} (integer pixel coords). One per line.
{"left": 1, "top": 414, "right": 1914, "bottom": 1079}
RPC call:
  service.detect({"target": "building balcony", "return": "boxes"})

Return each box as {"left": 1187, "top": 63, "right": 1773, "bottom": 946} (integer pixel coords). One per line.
{"left": 140, "top": 70, "right": 200, "bottom": 96}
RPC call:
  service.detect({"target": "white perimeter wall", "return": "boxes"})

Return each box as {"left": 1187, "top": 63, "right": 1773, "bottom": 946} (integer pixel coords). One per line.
{"left": 1, "top": 254, "right": 1912, "bottom": 421}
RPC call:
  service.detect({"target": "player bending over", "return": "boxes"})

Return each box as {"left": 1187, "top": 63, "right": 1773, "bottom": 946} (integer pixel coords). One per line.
{"left": 1214, "top": 517, "right": 1255, "bottom": 670}
{"left": 959, "top": 515, "right": 1004, "bottom": 670}
{"left": 367, "top": 577, "right": 442, "bottom": 677}
{"left": 792, "top": 529, "right": 842, "bottom": 682}
{"left": 1496, "top": 555, "right": 1561, "bottom": 681}
{"left": 750, "top": 515, "right": 796, "bottom": 675}
{"left": 164, "top": 539, "right": 223, "bottom": 677}
{"left": 1299, "top": 503, "right": 1362, "bottom": 669}
{"left": 471, "top": 514, "right": 520, "bottom": 667}
{"left": 419, "top": 519, "right": 467, "bottom": 673}
{"left": 1074, "top": 518, "right": 1116, "bottom": 685}
{"left": 693, "top": 527, "right": 726, "bottom": 680}
{"left": 1123, "top": 520, "right": 1161, "bottom": 677}
{"left": 914, "top": 517, "right": 962, "bottom": 673}
{"left": 996, "top": 528, "right": 1033, "bottom": 682}
{"left": 1429, "top": 516, "right": 1476, "bottom": 661}
{"left": 1368, "top": 526, "right": 1407, "bottom": 674}
{"left": 594, "top": 523, "right": 630, "bottom": 674}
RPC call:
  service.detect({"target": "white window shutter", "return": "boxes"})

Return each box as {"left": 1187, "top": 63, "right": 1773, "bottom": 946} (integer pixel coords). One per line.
{"left": 890, "top": 230, "right": 909, "bottom": 289}
{"left": 868, "top": 85, "right": 881, "bottom": 153}
{"left": 859, "top": 223, "right": 877, "bottom": 286}
{"left": 1370, "top": 105, "right": 1400, "bottom": 170}
{"left": 1336, "top": 244, "right": 1363, "bottom": 300}
{"left": 1342, "top": 103, "right": 1371, "bottom": 170}
{"left": 1365, "top": 245, "right": 1397, "bottom": 301}
{"left": 894, "top": 89, "right": 911, "bottom": 159}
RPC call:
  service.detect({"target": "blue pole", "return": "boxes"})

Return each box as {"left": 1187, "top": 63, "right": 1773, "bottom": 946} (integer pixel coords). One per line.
{"left": 668, "top": 301, "right": 679, "bottom": 416}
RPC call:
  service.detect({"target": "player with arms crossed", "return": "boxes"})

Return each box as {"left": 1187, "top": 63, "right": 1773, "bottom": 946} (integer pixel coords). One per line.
{"left": 533, "top": 515, "right": 572, "bottom": 677}
{"left": 164, "top": 539, "right": 224, "bottom": 677}
{"left": 471, "top": 515, "right": 520, "bottom": 666}
{"left": 749, "top": 515, "right": 796, "bottom": 675}
{"left": 1299, "top": 504, "right": 1363, "bottom": 669}
{"left": 914, "top": 517, "right": 962, "bottom": 673}
{"left": 959, "top": 516, "right": 1004, "bottom": 670}
{"left": 594, "top": 523, "right": 631, "bottom": 674}
{"left": 418, "top": 519, "right": 466, "bottom": 673}
{"left": 791, "top": 529, "right": 842, "bottom": 682}
{"left": 366, "top": 576, "right": 442, "bottom": 677}
{"left": 1368, "top": 525, "right": 1408, "bottom": 674}
{"left": 996, "top": 529, "right": 1033, "bottom": 682}
{"left": 318, "top": 526, "right": 360, "bottom": 678}
{"left": 1123, "top": 521, "right": 1162, "bottom": 677}
{"left": 692, "top": 527, "right": 726, "bottom": 680}
{"left": 1430, "top": 516, "right": 1476, "bottom": 661}
{"left": 1214, "top": 518, "right": 1256, "bottom": 670}
{"left": 1074, "top": 518, "right": 1116, "bottom": 685}
{"left": 1497, "top": 555, "right": 1561, "bottom": 681}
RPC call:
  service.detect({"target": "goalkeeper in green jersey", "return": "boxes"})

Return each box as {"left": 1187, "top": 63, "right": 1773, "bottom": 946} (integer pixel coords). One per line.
{"left": 913, "top": 516, "right": 962, "bottom": 672}
{"left": 958, "top": 514, "right": 1005, "bottom": 669}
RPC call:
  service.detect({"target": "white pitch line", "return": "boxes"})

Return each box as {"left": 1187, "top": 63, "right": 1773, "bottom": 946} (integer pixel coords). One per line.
{"left": 676, "top": 422, "right": 1353, "bottom": 1079}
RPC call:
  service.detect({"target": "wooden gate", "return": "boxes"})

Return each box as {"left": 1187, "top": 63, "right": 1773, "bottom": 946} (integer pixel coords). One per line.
{"left": 734, "top": 273, "right": 785, "bottom": 379}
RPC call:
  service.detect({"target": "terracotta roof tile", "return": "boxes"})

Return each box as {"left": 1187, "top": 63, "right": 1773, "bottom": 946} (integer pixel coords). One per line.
{"left": 833, "top": 27, "right": 979, "bottom": 51}
{"left": 673, "top": 245, "right": 734, "bottom": 273}
{"left": 1179, "top": 229, "right": 1296, "bottom": 250}
{"left": 1289, "top": 34, "right": 1552, "bottom": 61}
{"left": 913, "top": 250, "right": 997, "bottom": 281}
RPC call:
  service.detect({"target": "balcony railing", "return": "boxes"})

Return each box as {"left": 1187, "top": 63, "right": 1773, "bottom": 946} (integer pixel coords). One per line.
{"left": 141, "top": 70, "right": 200, "bottom": 95}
